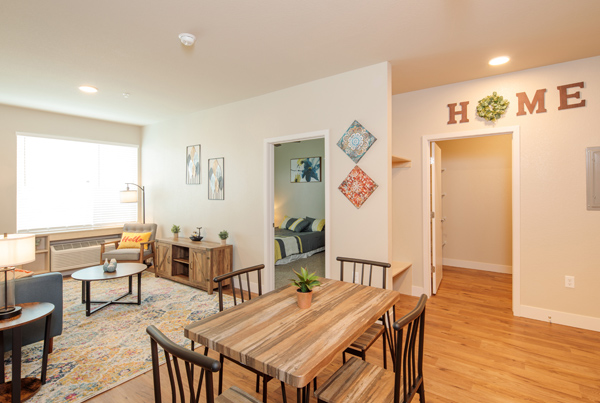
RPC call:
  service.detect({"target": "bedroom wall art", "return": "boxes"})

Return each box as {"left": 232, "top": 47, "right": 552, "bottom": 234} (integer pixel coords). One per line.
{"left": 338, "top": 165, "right": 378, "bottom": 209}
{"left": 208, "top": 157, "right": 224, "bottom": 200}
{"left": 290, "top": 157, "right": 321, "bottom": 183}
{"left": 337, "top": 120, "right": 377, "bottom": 163}
{"left": 186, "top": 144, "right": 201, "bottom": 184}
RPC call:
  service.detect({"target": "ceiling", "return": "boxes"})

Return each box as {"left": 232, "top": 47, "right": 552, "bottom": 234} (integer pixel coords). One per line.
{"left": 1, "top": 0, "right": 599, "bottom": 126}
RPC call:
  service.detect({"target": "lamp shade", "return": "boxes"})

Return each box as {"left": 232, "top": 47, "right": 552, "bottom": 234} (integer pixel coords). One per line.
{"left": 0, "top": 234, "right": 36, "bottom": 267}
{"left": 120, "top": 190, "right": 138, "bottom": 203}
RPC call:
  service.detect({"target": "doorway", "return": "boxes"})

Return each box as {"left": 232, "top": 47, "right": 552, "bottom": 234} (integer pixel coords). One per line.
{"left": 264, "top": 130, "right": 331, "bottom": 292}
{"left": 422, "top": 126, "right": 521, "bottom": 315}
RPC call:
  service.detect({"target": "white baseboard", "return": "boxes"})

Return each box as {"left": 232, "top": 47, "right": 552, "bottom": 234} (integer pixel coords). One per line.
{"left": 443, "top": 258, "right": 512, "bottom": 274}
{"left": 519, "top": 305, "right": 600, "bottom": 333}
{"left": 412, "top": 286, "right": 424, "bottom": 297}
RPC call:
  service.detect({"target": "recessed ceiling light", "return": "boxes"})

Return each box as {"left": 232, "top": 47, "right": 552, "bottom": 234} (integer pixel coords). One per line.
{"left": 179, "top": 33, "right": 196, "bottom": 46}
{"left": 79, "top": 85, "right": 98, "bottom": 93}
{"left": 489, "top": 56, "right": 510, "bottom": 66}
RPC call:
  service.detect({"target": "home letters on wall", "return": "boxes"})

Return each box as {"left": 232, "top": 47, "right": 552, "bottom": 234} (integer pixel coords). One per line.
{"left": 447, "top": 81, "right": 586, "bottom": 124}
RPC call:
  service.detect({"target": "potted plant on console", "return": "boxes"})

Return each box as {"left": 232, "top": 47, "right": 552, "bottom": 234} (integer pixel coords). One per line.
{"left": 218, "top": 230, "right": 229, "bottom": 246}
{"left": 291, "top": 267, "right": 321, "bottom": 309}
{"left": 171, "top": 225, "right": 181, "bottom": 240}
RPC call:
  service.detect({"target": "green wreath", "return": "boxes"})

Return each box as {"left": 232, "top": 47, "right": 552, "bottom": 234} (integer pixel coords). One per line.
{"left": 476, "top": 92, "right": 509, "bottom": 122}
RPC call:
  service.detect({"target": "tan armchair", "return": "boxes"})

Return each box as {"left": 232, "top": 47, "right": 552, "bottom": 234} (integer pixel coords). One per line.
{"left": 100, "top": 223, "right": 157, "bottom": 267}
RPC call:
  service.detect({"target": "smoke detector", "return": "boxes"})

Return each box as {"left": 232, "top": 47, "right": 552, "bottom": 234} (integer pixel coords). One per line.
{"left": 179, "top": 33, "right": 196, "bottom": 46}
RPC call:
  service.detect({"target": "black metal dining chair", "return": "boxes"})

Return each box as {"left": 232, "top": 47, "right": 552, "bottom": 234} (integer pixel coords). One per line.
{"left": 146, "top": 325, "right": 261, "bottom": 403}
{"left": 314, "top": 294, "right": 428, "bottom": 403}
{"left": 213, "top": 264, "right": 287, "bottom": 403}
{"left": 337, "top": 256, "right": 394, "bottom": 369}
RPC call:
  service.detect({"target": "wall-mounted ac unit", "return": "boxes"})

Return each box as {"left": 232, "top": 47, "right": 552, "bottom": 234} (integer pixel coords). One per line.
{"left": 50, "top": 237, "right": 119, "bottom": 271}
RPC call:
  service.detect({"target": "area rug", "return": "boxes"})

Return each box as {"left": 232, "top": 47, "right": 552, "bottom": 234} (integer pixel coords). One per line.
{"left": 2, "top": 271, "right": 232, "bottom": 402}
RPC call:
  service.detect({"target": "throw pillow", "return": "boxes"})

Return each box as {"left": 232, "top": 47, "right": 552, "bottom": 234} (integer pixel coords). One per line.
{"left": 289, "top": 218, "right": 310, "bottom": 233}
{"left": 13, "top": 268, "right": 34, "bottom": 279}
{"left": 303, "top": 217, "right": 315, "bottom": 231}
{"left": 118, "top": 232, "right": 152, "bottom": 250}
{"left": 310, "top": 218, "right": 325, "bottom": 232}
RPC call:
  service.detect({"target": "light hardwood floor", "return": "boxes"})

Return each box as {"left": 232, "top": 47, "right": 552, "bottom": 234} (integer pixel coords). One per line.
{"left": 89, "top": 266, "right": 600, "bottom": 402}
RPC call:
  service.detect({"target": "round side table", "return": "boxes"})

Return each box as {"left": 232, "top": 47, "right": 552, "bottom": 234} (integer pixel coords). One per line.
{"left": 0, "top": 302, "right": 54, "bottom": 403}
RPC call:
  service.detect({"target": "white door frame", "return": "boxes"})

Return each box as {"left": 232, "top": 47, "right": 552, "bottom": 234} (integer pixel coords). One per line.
{"left": 421, "top": 126, "right": 521, "bottom": 316}
{"left": 263, "top": 129, "right": 331, "bottom": 292}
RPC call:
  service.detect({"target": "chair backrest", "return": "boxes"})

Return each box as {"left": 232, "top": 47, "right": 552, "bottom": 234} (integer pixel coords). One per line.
{"left": 147, "top": 325, "right": 220, "bottom": 403}
{"left": 213, "top": 264, "right": 264, "bottom": 312}
{"left": 393, "top": 294, "right": 428, "bottom": 403}
{"left": 337, "top": 256, "right": 391, "bottom": 289}
{"left": 123, "top": 222, "right": 158, "bottom": 241}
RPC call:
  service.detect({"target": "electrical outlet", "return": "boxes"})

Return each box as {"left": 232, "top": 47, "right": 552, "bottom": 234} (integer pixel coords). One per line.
{"left": 565, "top": 275, "right": 575, "bottom": 288}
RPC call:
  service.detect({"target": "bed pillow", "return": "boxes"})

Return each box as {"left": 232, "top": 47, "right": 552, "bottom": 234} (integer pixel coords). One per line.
{"left": 305, "top": 217, "right": 325, "bottom": 232}
{"left": 290, "top": 218, "right": 310, "bottom": 233}
{"left": 279, "top": 216, "right": 294, "bottom": 229}
{"left": 303, "top": 217, "right": 315, "bottom": 231}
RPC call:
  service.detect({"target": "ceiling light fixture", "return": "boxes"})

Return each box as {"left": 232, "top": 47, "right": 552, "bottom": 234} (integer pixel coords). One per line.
{"left": 79, "top": 85, "right": 98, "bottom": 93}
{"left": 179, "top": 33, "right": 196, "bottom": 46}
{"left": 489, "top": 56, "right": 510, "bottom": 66}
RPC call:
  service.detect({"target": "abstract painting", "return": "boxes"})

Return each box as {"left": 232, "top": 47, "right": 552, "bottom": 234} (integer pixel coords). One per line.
{"left": 337, "top": 120, "right": 377, "bottom": 163}
{"left": 186, "top": 145, "right": 201, "bottom": 184}
{"left": 338, "top": 166, "right": 378, "bottom": 209}
{"left": 291, "top": 157, "right": 321, "bottom": 183}
{"left": 208, "top": 157, "right": 224, "bottom": 200}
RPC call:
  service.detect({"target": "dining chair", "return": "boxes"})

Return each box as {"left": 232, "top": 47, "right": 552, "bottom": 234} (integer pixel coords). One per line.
{"left": 213, "top": 264, "right": 287, "bottom": 403}
{"left": 146, "top": 325, "right": 261, "bottom": 403}
{"left": 337, "top": 256, "right": 393, "bottom": 369}
{"left": 314, "top": 294, "right": 428, "bottom": 403}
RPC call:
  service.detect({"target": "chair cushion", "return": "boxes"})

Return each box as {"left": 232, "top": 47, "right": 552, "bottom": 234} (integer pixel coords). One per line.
{"left": 314, "top": 356, "right": 395, "bottom": 403}
{"left": 216, "top": 386, "right": 262, "bottom": 403}
{"left": 102, "top": 248, "right": 153, "bottom": 261}
{"left": 350, "top": 323, "right": 385, "bottom": 351}
{"left": 117, "top": 231, "right": 152, "bottom": 250}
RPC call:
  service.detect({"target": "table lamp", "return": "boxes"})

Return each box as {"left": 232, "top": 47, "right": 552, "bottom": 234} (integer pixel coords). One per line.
{"left": 0, "top": 233, "right": 36, "bottom": 319}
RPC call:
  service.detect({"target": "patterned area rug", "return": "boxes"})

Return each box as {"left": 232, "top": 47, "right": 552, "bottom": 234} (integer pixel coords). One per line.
{"left": 2, "top": 271, "right": 232, "bottom": 402}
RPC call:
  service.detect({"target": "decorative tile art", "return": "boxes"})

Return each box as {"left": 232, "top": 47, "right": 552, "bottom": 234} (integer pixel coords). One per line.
{"left": 338, "top": 166, "right": 378, "bottom": 209}
{"left": 337, "top": 120, "right": 377, "bottom": 163}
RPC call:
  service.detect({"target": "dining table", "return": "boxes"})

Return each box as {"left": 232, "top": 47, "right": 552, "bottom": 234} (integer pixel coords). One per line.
{"left": 184, "top": 277, "right": 402, "bottom": 402}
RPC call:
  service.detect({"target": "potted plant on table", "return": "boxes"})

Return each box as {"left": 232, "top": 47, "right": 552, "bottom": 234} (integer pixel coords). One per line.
{"left": 171, "top": 224, "right": 181, "bottom": 240}
{"left": 291, "top": 267, "right": 321, "bottom": 309}
{"left": 218, "top": 230, "right": 229, "bottom": 246}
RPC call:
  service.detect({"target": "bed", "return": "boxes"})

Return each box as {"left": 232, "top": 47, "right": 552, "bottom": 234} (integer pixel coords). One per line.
{"left": 274, "top": 228, "right": 325, "bottom": 265}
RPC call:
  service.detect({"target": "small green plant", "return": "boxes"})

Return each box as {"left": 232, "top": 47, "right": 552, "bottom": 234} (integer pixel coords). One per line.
{"left": 290, "top": 267, "right": 321, "bottom": 293}
{"left": 218, "top": 230, "right": 229, "bottom": 240}
{"left": 171, "top": 224, "right": 181, "bottom": 234}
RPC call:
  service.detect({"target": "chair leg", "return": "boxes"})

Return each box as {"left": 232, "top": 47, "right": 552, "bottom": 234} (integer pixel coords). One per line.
{"left": 383, "top": 331, "right": 387, "bottom": 369}
{"left": 419, "top": 381, "right": 426, "bottom": 402}
{"left": 218, "top": 354, "right": 225, "bottom": 395}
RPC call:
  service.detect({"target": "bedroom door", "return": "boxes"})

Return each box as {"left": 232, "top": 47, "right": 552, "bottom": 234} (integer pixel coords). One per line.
{"left": 431, "top": 142, "right": 443, "bottom": 294}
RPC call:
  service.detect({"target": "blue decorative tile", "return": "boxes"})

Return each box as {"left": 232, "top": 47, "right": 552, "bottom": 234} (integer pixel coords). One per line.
{"left": 337, "top": 120, "right": 377, "bottom": 163}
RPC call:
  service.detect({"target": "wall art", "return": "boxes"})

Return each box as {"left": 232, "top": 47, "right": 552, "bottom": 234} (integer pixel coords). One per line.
{"left": 186, "top": 145, "right": 201, "bottom": 184}
{"left": 208, "top": 157, "right": 224, "bottom": 200}
{"left": 290, "top": 157, "right": 321, "bottom": 183}
{"left": 338, "top": 165, "right": 378, "bottom": 209}
{"left": 337, "top": 120, "right": 377, "bottom": 163}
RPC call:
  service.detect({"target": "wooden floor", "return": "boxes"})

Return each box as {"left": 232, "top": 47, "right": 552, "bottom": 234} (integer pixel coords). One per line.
{"left": 88, "top": 266, "right": 600, "bottom": 402}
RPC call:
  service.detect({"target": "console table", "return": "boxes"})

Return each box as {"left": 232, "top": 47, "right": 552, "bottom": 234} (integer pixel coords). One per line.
{"left": 155, "top": 238, "right": 232, "bottom": 294}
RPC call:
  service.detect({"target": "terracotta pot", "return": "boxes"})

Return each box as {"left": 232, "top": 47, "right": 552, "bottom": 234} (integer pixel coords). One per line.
{"left": 221, "top": 239, "right": 227, "bottom": 246}
{"left": 296, "top": 290, "right": 313, "bottom": 309}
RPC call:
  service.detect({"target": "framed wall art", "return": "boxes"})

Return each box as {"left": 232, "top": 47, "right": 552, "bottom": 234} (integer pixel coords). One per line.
{"left": 186, "top": 145, "right": 201, "bottom": 185}
{"left": 208, "top": 157, "right": 224, "bottom": 200}
{"left": 291, "top": 157, "right": 321, "bottom": 183}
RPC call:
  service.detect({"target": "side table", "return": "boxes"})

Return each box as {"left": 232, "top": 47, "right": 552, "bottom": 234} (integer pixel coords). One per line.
{"left": 0, "top": 302, "right": 54, "bottom": 403}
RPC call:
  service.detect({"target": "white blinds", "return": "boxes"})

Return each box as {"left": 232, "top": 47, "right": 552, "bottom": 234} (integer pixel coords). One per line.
{"left": 16, "top": 134, "right": 138, "bottom": 233}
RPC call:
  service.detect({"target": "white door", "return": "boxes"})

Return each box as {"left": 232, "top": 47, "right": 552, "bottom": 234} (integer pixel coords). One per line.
{"left": 431, "top": 142, "right": 443, "bottom": 294}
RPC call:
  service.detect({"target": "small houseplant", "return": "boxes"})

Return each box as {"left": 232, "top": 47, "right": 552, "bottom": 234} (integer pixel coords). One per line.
{"left": 290, "top": 267, "right": 321, "bottom": 309}
{"left": 171, "top": 224, "right": 181, "bottom": 240}
{"left": 218, "top": 230, "right": 229, "bottom": 245}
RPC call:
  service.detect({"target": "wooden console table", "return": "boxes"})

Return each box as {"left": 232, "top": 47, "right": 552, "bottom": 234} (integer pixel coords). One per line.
{"left": 155, "top": 238, "right": 232, "bottom": 294}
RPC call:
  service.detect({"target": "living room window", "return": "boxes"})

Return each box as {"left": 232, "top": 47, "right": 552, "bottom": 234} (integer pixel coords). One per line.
{"left": 17, "top": 134, "right": 139, "bottom": 233}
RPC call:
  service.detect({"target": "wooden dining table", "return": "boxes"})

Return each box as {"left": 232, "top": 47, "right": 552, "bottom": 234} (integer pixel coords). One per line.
{"left": 184, "top": 277, "right": 402, "bottom": 402}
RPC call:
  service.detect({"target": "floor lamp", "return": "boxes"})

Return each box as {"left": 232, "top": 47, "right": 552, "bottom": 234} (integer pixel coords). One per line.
{"left": 120, "top": 183, "right": 146, "bottom": 223}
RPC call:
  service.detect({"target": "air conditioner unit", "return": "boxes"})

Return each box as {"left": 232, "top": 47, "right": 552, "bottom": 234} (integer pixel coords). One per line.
{"left": 50, "top": 237, "right": 119, "bottom": 271}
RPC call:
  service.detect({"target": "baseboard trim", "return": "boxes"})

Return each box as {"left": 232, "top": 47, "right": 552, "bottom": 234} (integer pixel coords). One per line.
{"left": 519, "top": 305, "right": 600, "bottom": 333}
{"left": 412, "top": 286, "right": 424, "bottom": 297}
{"left": 443, "top": 258, "right": 512, "bottom": 274}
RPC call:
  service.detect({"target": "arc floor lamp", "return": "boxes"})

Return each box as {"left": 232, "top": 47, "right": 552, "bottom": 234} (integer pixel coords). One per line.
{"left": 120, "top": 183, "right": 145, "bottom": 223}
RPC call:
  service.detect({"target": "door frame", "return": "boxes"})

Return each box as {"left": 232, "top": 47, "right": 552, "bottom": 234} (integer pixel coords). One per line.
{"left": 263, "top": 129, "right": 331, "bottom": 292}
{"left": 421, "top": 126, "right": 521, "bottom": 316}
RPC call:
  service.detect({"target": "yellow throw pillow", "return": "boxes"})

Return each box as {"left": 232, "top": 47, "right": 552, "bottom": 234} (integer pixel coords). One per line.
{"left": 118, "top": 232, "right": 152, "bottom": 250}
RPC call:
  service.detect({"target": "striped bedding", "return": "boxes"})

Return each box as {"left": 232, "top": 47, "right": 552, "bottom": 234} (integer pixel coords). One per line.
{"left": 274, "top": 228, "right": 325, "bottom": 264}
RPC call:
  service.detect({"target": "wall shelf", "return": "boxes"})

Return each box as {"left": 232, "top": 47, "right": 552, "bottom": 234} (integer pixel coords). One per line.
{"left": 392, "top": 155, "right": 411, "bottom": 168}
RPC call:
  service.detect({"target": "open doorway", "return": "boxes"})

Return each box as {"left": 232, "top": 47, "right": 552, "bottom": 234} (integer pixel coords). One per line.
{"left": 422, "top": 126, "right": 521, "bottom": 315}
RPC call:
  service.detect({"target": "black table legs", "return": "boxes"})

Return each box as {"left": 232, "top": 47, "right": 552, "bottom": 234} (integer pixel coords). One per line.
{"left": 81, "top": 274, "right": 143, "bottom": 316}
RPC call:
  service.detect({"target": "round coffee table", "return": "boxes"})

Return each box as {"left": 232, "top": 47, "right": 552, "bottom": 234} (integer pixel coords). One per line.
{"left": 72, "top": 263, "right": 147, "bottom": 316}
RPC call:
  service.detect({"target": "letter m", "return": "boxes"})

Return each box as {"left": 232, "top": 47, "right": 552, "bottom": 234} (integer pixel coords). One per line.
{"left": 516, "top": 89, "right": 547, "bottom": 116}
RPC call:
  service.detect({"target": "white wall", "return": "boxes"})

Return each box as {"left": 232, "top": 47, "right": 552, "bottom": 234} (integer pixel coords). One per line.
{"left": 438, "top": 135, "right": 512, "bottom": 272}
{"left": 142, "top": 63, "right": 391, "bottom": 277}
{"left": 0, "top": 104, "right": 142, "bottom": 233}
{"left": 274, "top": 139, "right": 325, "bottom": 226}
{"left": 393, "top": 56, "right": 600, "bottom": 330}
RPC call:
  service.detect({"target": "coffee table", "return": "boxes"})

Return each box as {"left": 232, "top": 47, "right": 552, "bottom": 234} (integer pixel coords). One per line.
{"left": 72, "top": 263, "right": 146, "bottom": 316}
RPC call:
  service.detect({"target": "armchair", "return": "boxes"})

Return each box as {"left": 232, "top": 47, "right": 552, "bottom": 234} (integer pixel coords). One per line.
{"left": 100, "top": 223, "right": 157, "bottom": 267}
